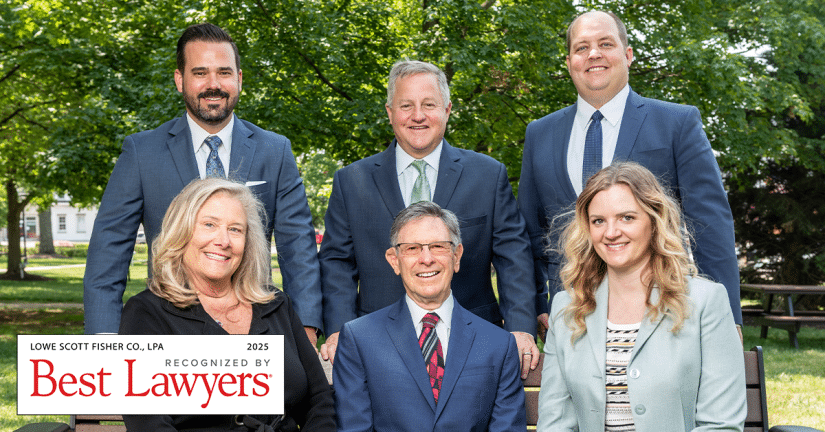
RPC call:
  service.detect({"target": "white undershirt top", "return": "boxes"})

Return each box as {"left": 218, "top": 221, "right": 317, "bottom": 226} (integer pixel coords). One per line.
{"left": 187, "top": 113, "right": 233, "bottom": 179}
{"left": 396, "top": 142, "right": 441, "bottom": 207}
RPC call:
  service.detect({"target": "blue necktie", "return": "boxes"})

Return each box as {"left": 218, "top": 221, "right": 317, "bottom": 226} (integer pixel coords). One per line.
{"left": 204, "top": 136, "right": 226, "bottom": 178}
{"left": 582, "top": 110, "right": 604, "bottom": 188}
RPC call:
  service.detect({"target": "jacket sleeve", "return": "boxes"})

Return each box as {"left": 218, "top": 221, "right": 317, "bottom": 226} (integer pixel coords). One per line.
{"left": 672, "top": 107, "right": 742, "bottom": 325}
{"left": 489, "top": 333, "right": 529, "bottom": 432}
{"left": 271, "top": 140, "right": 324, "bottom": 330}
{"left": 490, "top": 162, "right": 538, "bottom": 335}
{"left": 517, "top": 123, "right": 551, "bottom": 316}
{"left": 84, "top": 135, "right": 144, "bottom": 334}
{"left": 318, "top": 171, "right": 360, "bottom": 335}
{"left": 692, "top": 283, "right": 746, "bottom": 431}
{"left": 331, "top": 323, "right": 373, "bottom": 432}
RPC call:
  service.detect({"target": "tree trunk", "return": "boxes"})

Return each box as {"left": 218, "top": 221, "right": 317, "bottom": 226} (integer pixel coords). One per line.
{"left": 38, "top": 207, "right": 55, "bottom": 254}
{"left": 4, "top": 180, "right": 24, "bottom": 278}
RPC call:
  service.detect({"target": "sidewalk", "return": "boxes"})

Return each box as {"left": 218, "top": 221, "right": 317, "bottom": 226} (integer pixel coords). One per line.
{"left": 0, "top": 302, "right": 83, "bottom": 309}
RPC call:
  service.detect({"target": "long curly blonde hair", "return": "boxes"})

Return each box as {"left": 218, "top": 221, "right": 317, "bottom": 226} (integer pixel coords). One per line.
{"left": 149, "top": 178, "right": 274, "bottom": 308}
{"left": 556, "top": 162, "right": 695, "bottom": 343}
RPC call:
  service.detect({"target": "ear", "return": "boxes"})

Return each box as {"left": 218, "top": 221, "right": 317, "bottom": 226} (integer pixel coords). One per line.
{"left": 174, "top": 69, "right": 184, "bottom": 93}
{"left": 565, "top": 55, "right": 571, "bottom": 72}
{"left": 625, "top": 46, "right": 633, "bottom": 66}
{"left": 237, "top": 69, "right": 243, "bottom": 93}
{"left": 444, "top": 101, "right": 452, "bottom": 117}
{"left": 385, "top": 104, "right": 393, "bottom": 125}
{"left": 385, "top": 247, "right": 401, "bottom": 276}
{"left": 452, "top": 243, "right": 463, "bottom": 273}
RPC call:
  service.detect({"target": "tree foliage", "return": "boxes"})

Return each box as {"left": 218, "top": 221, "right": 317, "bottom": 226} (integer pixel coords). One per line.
{"left": 1, "top": 0, "right": 823, "bottom": 288}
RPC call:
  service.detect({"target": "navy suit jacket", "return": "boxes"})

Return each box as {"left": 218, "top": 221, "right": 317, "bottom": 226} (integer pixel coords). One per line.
{"left": 333, "top": 297, "right": 527, "bottom": 432}
{"left": 517, "top": 89, "right": 742, "bottom": 323}
{"left": 83, "top": 114, "right": 322, "bottom": 333}
{"left": 319, "top": 140, "right": 536, "bottom": 336}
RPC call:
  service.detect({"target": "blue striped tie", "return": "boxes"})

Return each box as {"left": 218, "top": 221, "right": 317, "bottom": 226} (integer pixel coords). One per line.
{"left": 582, "top": 110, "right": 604, "bottom": 188}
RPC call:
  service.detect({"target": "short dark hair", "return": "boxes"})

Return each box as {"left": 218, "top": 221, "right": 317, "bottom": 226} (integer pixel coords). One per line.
{"left": 176, "top": 23, "right": 240, "bottom": 72}
{"left": 390, "top": 201, "right": 461, "bottom": 248}
{"left": 566, "top": 11, "right": 628, "bottom": 54}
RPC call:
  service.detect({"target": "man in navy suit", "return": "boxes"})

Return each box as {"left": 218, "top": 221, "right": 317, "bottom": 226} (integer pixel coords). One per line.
{"left": 333, "top": 202, "right": 526, "bottom": 431}
{"left": 517, "top": 10, "right": 742, "bottom": 338}
{"left": 83, "top": 23, "right": 322, "bottom": 341}
{"left": 319, "top": 60, "right": 539, "bottom": 377}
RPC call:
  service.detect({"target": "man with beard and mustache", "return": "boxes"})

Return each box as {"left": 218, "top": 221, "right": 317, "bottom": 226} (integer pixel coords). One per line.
{"left": 83, "top": 23, "right": 323, "bottom": 342}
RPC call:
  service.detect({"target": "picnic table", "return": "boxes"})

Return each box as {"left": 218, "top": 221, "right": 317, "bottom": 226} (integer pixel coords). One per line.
{"left": 741, "top": 283, "right": 825, "bottom": 348}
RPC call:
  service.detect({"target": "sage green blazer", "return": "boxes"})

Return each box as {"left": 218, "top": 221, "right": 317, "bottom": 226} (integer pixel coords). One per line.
{"left": 537, "top": 276, "right": 745, "bottom": 432}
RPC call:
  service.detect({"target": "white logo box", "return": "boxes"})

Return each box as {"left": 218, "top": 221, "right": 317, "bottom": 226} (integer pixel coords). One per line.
{"left": 18, "top": 335, "right": 284, "bottom": 415}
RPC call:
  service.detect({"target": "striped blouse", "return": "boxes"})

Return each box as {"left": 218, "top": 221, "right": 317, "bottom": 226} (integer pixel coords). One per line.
{"left": 605, "top": 320, "right": 640, "bottom": 432}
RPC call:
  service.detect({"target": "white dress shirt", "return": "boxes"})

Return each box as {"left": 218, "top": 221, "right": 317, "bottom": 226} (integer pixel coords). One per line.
{"left": 567, "top": 85, "right": 630, "bottom": 194}
{"left": 187, "top": 113, "right": 233, "bottom": 179}
{"left": 405, "top": 293, "right": 454, "bottom": 360}
{"left": 396, "top": 142, "right": 442, "bottom": 207}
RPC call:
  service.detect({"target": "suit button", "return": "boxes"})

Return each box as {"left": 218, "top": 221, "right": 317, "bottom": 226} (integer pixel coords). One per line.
{"left": 635, "top": 404, "right": 646, "bottom": 415}
{"left": 629, "top": 368, "right": 640, "bottom": 379}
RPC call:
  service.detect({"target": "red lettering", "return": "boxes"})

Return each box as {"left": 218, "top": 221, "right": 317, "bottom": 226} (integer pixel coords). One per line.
{"left": 252, "top": 373, "right": 270, "bottom": 396}
{"left": 98, "top": 368, "right": 112, "bottom": 396}
{"left": 218, "top": 373, "right": 237, "bottom": 396}
{"left": 170, "top": 373, "right": 199, "bottom": 396}
{"left": 237, "top": 373, "right": 252, "bottom": 396}
{"left": 196, "top": 374, "right": 221, "bottom": 409}
{"left": 31, "top": 359, "right": 56, "bottom": 396}
{"left": 124, "top": 359, "right": 149, "bottom": 396}
{"left": 151, "top": 373, "right": 172, "bottom": 396}
{"left": 78, "top": 373, "right": 96, "bottom": 397}
{"left": 58, "top": 371, "right": 77, "bottom": 396}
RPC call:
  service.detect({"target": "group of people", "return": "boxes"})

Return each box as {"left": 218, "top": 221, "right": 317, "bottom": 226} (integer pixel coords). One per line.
{"left": 83, "top": 9, "right": 746, "bottom": 432}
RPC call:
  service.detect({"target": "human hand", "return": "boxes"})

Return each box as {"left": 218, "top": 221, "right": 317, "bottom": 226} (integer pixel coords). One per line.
{"left": 320, "top": 331, "right": 340, "bottom": 364}
{"left": 512, "top": 331, "right": 540, "bottom": 380}
{"left": 536, "top": 313, "right": 549, "bottom": 343}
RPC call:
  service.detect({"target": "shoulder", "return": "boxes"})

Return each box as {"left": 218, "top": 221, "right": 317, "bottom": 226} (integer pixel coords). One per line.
{"left": 444, "top": 143, "right": 504, "bottom": 170}
{"left": 126, "top": 117, "right": 183, "bottom": 143}
{"left": 631, "top": 92, "right": 698, "bottom": 117}
{"left": 526, "top": 104, "right": 575, "bottom": 131}
{"left": 257, "top": 286, "right": 289, "bottom": 316}
{"left": 459, "top": 304, "right": 513, "bottom": 343}
{"left": 236, "top": 118, "right": 290, "bottom": 147}
{"left": 685, "top": 276, "right": 731, "bottom": 315}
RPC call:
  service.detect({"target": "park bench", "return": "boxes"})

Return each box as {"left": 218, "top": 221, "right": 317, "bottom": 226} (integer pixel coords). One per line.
{"left": 742, "top": 284, "right": 825, "bottom": 348}
{"left": 14, "top": 346, "right": 823, "bottom": 432}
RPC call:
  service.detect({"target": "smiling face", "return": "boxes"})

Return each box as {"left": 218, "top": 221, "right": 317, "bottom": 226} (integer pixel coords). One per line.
{"left": 175, "top": 41, "right": 242, "bottom": 134}
{"left": 566, "top": 12, "right": 633, "bottom": 109}
{"left": 385, "top": 216, "right": 463, "bottom": 310}
{"left": 587, "top": 184, "right": 653, "bottom": 278}
{"left": 386, "top": 73, "right": 451, "bottom": 159}
{"left": 183, "top": 192, "right": 247, "bottom": 292}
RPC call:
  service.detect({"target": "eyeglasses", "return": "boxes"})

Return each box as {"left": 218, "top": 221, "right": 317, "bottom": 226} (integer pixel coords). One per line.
{"left": 394, "top": 241, "right": 454, "bottom": 257}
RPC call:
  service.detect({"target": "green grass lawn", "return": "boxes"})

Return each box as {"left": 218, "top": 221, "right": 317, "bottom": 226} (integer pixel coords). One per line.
{"left": 0, "top": 262, "right": 823, "bottom": 430}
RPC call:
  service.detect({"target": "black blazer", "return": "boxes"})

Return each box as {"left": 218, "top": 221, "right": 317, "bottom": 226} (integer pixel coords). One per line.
{"left": 119, "top": 289, "right": 335, "bottom": 431}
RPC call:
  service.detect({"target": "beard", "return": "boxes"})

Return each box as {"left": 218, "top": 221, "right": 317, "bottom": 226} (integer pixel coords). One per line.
{"left": 183, "top": 88, "right": 238, "bottom": 126}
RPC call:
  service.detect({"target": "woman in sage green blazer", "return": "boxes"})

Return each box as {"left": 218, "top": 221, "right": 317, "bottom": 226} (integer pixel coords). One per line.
{"left": 537, "top": 162, "right": 745, "bottom": 432}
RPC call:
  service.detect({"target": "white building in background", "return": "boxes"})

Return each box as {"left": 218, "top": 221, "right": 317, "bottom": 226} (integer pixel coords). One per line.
{"left": 1, "top": 194, "right": 140, "bottom": 245}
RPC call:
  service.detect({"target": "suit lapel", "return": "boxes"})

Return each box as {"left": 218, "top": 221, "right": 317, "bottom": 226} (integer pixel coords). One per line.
{"left": 631, "top": 287, "right": 665, "bottom": 363}
{"left": 434, "top": 302, "right": 475, "bottom": 421}
{"left": 386, "top": 299, "right": 438, "bottom": 412}
{"left": 584, "top": 278, "right": 609, "bottom": 378}
{"left": 613, "top": 89, "right": 647, "bottom": 162}
{"left": 371, "top": 142, "right": 406, "bottom": 218}
{"left": 432, "top": 140, "right": 462, "bottom": 207}
{"left": 228, "top": 115, "right": 255, "bottom": 182}
{"left": 555, "top": 105, "right": 579, "bottom": 202}
{"left": 166, "top": 116, "right": 200, "bottom": 185}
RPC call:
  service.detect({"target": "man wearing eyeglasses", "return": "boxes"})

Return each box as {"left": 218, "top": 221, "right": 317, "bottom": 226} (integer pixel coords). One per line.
{"left": 319, "top": 59, "right": 540, "bottom": 378}
{"left": 333, "top": 201, "right": 526, "bottom": 431}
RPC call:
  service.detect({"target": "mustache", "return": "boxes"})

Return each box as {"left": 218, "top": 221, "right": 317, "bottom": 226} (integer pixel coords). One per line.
{"left": 198, "top": 89, "right": 230, "bottom": 99}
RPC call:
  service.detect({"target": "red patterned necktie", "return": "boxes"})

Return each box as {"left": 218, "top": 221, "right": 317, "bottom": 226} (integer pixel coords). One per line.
{"left": 419, "top": 312, "right": 444, "bottom": 403}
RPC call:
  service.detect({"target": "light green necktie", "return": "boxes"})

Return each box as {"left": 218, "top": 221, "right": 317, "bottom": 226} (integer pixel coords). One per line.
{"left": 410, "top": 159, "right": 431, "bottom": 203}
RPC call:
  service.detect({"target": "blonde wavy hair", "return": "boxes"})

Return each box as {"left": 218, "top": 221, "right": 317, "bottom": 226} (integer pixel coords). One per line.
{"left": 557, "top": 162, "right": 695, "bottom": 343}
{"left": 149, "top": 178, "right": 274, "bottom": 308}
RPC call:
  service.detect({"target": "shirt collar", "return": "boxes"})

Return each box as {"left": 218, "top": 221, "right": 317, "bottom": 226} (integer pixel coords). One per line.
{"left": 188, "top": 113, "right": 234, "bottom": 154}
{"left": 395, "top": 140, "right": 443, "bottom": 175}
{"left": 406, "top": 292, "right": 454, "bottom": 330}
{"left": 575, "top": 84, "right": 630, "bottom": 129}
